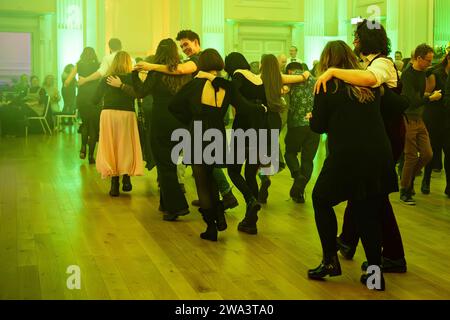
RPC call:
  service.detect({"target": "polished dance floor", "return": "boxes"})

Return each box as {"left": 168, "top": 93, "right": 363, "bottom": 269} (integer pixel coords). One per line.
{"left": 1, "top": 128, "right": 449, "bottom": 300}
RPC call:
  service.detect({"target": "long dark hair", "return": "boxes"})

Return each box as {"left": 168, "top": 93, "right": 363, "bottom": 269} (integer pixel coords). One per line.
{"left": 79, "top": 47, "right": 99, "bottom": 64}
{"left": 154, "top": 38, "right": 190, "bottom": 94}
{"left": 318, "top": 40, "right": 375, "bottom": 103}
{"left": 260, "top": 54, "right": 284, "bottom": 113}
{"left": 224, "top": 52, "right": 250, "bottom": 77}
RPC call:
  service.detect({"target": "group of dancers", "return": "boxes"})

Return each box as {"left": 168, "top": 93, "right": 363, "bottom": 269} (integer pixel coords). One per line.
{"left": 66, "top": 21, "right": 449, "bottom": 291}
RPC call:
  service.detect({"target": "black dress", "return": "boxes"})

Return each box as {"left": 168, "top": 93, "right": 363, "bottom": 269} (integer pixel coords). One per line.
{"left": 131, "top": 71, "right": 190, "bottom": 214}
{"left": 310, "top": 81, "right": 398, "bottom": 204}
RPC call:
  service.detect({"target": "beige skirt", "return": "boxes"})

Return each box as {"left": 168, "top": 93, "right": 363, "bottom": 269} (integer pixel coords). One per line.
{"left": 96, "top": 109, "right": 144, "bottom": 178}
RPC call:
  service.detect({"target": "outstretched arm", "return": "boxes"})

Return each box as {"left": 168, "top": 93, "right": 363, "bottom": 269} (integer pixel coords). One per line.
{"left": 135, "top": 61, "right": 197, "bottom": 75}
{"left": 314, "top": 68, "right": 377, "bottom": 94}
{"left": 281, "top": 71, "right": 310, "bottom": 84}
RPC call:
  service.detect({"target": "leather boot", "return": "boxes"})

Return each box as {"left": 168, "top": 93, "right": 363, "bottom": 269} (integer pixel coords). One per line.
{"left": 200, "top": 208, "right": 218, "bottom": 242}
{"left": 421, "top": 178, "right": 430, "bottom": 195}
{"left": 122, "top": 174, "right": 132, "bottom": 192}
{"left": 308, "top": 255, "right": 342, "bottom": 280}
{"left": 290, "top": 175, "right": 306, "bottom": 204}
{"left": 222, "top": 189, "right": 239, "bottom": 210}
{"left": 237, "top": 199, "right": 260, "bottom": 235}
{"left": 109, "top": 177, "right": 120, "bottom": 197}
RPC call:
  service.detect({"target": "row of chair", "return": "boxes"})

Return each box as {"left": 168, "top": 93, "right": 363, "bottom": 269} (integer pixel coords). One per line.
{"left": 25, "top": 96, "right": 78, "bottom": 137}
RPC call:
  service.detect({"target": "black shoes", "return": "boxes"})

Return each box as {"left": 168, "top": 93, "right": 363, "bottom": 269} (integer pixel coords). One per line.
{"left": 109, "top": 177, "right": 120, "bottom": 197}
{"left": 122, "top": 175, "right": 132, "bottom": 192}
{"left": 336, "top": 237, "right": 356, "bottom": 260}
{"left": 360, "top": 269, "right": 385, "bottom": 291}
{"left": 361, "top": 257, "right": 407, "bottom": 273}
{"left": 238, "top": 199, "right": 261, "bottom": 235}
{"left": 308, "top": 255, "right": 342, "bottom": 280}
{"left": 193, "top": 190, "right": 239, "bottom": 211}
{"left": 163, "top": 208, "right": 190, "bottom": 221}
{"left": 258, "top": 178, "right": 271, "bottom": 204}
{"left": 421, "top": 180, "right": 430, "bottom": 195}
{"left": 222, "top": 189, "right": 239, "bottom": 210}
{"left": 290, "top": 176, "right": 307, "bottom": 203}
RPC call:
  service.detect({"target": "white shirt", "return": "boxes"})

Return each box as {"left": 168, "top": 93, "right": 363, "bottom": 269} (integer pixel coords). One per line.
{"left": 363, "top": 54, "right": 398, "bottom": 89}
{"left": 97, "top": 51, "right": 136, "bottom": 77}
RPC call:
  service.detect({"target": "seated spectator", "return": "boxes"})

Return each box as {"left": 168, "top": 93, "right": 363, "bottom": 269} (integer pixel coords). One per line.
{"left": 42, "top": 75, "right": 61, "bottom": 113}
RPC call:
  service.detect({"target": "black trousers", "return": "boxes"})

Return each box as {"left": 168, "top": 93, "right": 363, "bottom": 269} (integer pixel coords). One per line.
{"left": 423, "top": 116, "right": 450, "bottom": 190}
{"left": 312, "top": 190, "right": 383, "bottom": 266}
{"left": 284, "top": 126, "right": 320, "bottom": 186}
{"left": 152, "top": 134, "right": 188, "bottom": 214}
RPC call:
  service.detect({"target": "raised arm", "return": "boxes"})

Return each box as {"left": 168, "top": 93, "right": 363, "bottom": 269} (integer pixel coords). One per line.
{"left": 64, "top": 65, "right": 78, "bottom": 87}
{"left": 281, "top": 71, "right": 310, "bottom": 84}
{"left": 314, "top": 68, "right": 378, "bottom": 94}
{"left": 135, "top": 61, "right": 197, "bottom": 76}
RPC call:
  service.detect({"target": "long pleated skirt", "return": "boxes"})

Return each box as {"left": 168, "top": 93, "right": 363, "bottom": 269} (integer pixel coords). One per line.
{"left": 96, "top": 109, "right": 144, "bottom": 178}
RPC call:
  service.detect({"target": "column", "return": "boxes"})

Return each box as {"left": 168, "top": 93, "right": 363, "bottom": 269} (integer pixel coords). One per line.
{"left": 202, "top": 0, "right": 225, "bottom": 56}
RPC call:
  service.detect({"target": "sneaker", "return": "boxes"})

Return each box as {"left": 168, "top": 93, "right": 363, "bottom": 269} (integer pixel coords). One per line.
{"left": 400, "top": 193, "right": 416, "bottom": 205}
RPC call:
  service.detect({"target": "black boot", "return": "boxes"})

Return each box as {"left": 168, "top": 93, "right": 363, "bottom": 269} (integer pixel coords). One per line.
{"left": 360, "top": 267, "right": 385, "bottom": 291}
{"left": 308, "top": 255, "right": 342, "bottom": 280}
{"left": 216, "top": 202, "right": 227, "bottom": 232}
{"left": 122, "top": 174, "right": 132, "bottom": 192}
{"left": 237, "top": 199, "right": 260, "bottom": 235}
{"left": 421, "top": 178, "right": 430, "bottom": 195}
{"left": 222, "top": 189, "right": 239, "bottom": 210}
{"left": 109, "top": 177, "right": 120, "bottom": 197}
{"left": 290, "top": 175, "right": 306, "bottom": 204}
{"left": 200, "top": 208, "right": 218, "bottom": 242}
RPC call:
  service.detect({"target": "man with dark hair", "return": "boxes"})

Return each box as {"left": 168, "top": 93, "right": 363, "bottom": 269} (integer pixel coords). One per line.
{"left": 314, "top": 19, "right": 409, "bottom": 275}
{"left": 284, "top": 62, "right": 318, "bottom": 203}
{"left": 78, "top": 38, "right": 128, "bottom": 86}
{"left": 136, "top": 30, "right": 239, "bottom": 210}
{"left": 400, "top": 44, "right": 442, "bottom": 205}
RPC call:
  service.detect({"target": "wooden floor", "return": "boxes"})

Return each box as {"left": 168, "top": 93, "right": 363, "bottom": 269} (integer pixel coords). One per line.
{"left": 1, "top": 128, "right": 450, "bottom": 300}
